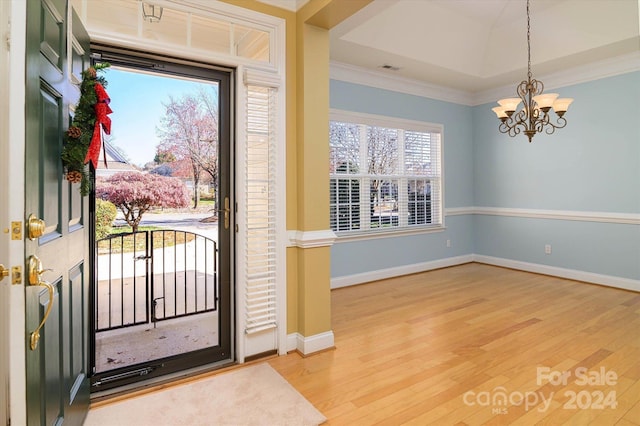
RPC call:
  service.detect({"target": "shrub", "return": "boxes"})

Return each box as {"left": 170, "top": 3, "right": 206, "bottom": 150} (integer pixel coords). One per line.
{"left": 96, "top": 171, "right": 190, "bottom": 232}
{"left": 96, "top": 199, "right": 117, "bottom": 240}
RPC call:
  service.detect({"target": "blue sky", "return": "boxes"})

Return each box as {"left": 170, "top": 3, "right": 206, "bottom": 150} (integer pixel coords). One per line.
{"left": 104, "top": 66, "right": 216, "bottom": 166}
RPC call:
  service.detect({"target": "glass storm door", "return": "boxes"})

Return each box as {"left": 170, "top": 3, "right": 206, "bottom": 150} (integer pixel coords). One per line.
{"left": 89, "top": 48, "right": 233, "bottom": 391}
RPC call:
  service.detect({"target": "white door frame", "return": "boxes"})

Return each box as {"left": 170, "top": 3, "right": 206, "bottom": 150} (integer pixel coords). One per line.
{"left": 1, "top": 1, "right": 28, "bottom": 424}
{"left": 80, "top": 0, "right": 287, "bottom": 363}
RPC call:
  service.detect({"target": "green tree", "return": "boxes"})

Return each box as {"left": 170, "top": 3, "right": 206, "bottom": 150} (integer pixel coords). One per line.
{"left": 154, "top": 149, "right": 176, "bottom": 164}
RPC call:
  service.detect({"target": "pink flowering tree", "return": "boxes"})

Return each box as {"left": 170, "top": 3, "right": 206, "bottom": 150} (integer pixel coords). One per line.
{"left": 96, "top": 172, "right": 190, "bottom": 232}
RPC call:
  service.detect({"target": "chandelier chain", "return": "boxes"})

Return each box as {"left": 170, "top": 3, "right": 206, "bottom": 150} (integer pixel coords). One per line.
{"left": 492, "top": 0, "right": 573, "bottom": 142}
{"left": 527, "top": 0, "right": 532, "bottom": 80}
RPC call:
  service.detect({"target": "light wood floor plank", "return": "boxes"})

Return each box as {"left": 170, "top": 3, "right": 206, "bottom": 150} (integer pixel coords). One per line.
{"left": 268, "top": 263, "right": 640, "bottom": 425}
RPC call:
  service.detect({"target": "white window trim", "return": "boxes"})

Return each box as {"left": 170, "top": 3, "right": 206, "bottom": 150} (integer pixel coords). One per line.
{"left": 330, "top": 109, "right": 444, "bottom": 135}
{"left": 330, "top": 109, "right": 446, "bottom": 241}
{"left": 335, "top": 225, "right": 446, "bottom": 243}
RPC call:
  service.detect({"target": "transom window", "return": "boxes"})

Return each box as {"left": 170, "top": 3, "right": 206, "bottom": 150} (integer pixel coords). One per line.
{"left": 329, "top": 111, "right": 443, "bottom": 235}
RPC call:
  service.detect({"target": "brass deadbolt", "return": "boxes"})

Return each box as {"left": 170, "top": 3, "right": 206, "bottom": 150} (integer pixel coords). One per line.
{"left": 27, "top": 214, "right": 45, "bottom": 240}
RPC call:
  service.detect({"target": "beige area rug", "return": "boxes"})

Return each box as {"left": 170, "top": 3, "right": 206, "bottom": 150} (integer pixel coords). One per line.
{"left": 83, "top": 363, "right": 326, "bottom": 426}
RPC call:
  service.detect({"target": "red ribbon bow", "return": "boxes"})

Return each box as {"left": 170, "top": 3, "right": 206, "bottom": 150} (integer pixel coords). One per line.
{"left": 84, "top": 82, "right": 112, "bottom": 169}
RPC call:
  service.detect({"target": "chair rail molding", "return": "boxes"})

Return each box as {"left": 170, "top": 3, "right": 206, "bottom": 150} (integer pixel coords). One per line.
{"left": 445, "top": 206, "right": 640, "bottom": 225}
{"left": 287, "top": 229, "right": 337, "bottom": 248}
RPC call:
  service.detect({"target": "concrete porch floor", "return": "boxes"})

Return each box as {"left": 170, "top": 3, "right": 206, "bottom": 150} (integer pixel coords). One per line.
{"left": 95, "top": 310, "right": 219, "bottom": 373}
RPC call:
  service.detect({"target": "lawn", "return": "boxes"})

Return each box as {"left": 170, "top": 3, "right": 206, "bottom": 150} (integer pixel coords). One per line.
{"left": 97, "top": 226, "right": 197, "bottom": 254}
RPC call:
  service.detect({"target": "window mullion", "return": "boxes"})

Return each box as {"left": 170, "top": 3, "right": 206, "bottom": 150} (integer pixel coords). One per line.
{"left": 430, "top": 133, "right": 441, "bottom": 224}
{"left": 359, "top": 124, "right": 370, "bottom": 231}
{"left": 397, "top": 129, "right": 408, "bottom": 227}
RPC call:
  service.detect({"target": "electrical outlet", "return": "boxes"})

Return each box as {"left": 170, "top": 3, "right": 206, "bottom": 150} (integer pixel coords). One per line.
{"left": 545, "top": 244, "right": 552, "bottom": 255}
{"left": 446, "top": 239, "right": 451, "bottom": 248}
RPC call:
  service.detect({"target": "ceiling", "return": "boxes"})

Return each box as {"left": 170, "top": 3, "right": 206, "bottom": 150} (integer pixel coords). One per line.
{"left": 329, "top": 0, "right": 639, "bottom": 95}
{"left": 257, "top": 0, "right": 638, "bottom": 97}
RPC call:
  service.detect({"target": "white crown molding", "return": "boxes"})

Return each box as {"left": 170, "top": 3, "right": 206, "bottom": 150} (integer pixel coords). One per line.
{"left": 330, "top": 52, "right": 640, "bottom": 107}
{"left": 474, "top": 51, "right": 640, "bottom": 106}
{"left": 473, "top": 255, "right": 640, "bottom": 293}
{"left": 444, "top": 206, "right": 640, "bottom": 225}
{"left": 330, "top": 61, "right": 474, "bottom": 106}
{"left": 287, "top": 229, "right": 337, "bottom": 248}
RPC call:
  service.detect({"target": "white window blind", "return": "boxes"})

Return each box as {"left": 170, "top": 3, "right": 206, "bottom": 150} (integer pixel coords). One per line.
{"left": 330, "top": 112, "right": 443, "bottom": 234}
{"left": 244, "top": 85, "right": 277, "bottom": 334}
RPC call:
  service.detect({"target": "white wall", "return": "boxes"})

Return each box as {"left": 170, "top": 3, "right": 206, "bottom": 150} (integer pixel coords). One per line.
{"left": 329, "top": 64, "right": 640, "bottom": 292}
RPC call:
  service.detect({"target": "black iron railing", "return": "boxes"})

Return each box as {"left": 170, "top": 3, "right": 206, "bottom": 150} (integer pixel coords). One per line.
{"left": 96, "top": 230, "right": 217, "bottom": 333}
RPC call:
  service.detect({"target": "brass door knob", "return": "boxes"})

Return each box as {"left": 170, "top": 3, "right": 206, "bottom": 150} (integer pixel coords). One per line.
{"left": 27, "top": 214, "right": 45, "bottom": 240}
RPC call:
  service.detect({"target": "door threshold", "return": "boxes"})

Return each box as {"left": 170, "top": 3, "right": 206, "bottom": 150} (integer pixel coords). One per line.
{"left": 90, "top": 358, "right": 236, "bottom": 404}
{"left": 90, "top": 353, "right": 281, "bottom": 406}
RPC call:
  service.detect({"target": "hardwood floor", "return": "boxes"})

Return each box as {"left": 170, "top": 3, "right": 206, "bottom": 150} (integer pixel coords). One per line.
{"left": 269, "top": 263, "right": 640, "bottom": 425}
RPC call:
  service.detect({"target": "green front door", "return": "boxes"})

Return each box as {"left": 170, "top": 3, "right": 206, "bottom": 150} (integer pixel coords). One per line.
{"left": 25, "top": 0, "right": 91, "bottom": 424}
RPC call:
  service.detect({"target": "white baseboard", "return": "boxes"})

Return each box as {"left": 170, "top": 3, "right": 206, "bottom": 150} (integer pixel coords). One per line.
{"left": 287, "top": 331, "right": 335, "bottom": 355}
{"left": 473, "top": 255, "right": 640, "bottom": 292}
{"left": 330, "top": 254, "right": 639, "bottom": 293}
{"left": 286, "top": 333, "right": 298, "bottom": 353}
{"left": 331, "top": 255, "right": 473, "bottom": 289}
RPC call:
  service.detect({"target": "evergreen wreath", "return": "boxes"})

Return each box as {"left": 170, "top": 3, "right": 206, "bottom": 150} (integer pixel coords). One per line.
{"left": 61, "top": 62, "right": 111, "bottom": 195}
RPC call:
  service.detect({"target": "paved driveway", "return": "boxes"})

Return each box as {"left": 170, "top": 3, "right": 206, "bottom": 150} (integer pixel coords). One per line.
{"left": 115, "top": 211, "right": 218, "bottom": 240}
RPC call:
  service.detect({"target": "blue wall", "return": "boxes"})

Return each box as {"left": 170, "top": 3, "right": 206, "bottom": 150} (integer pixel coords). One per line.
{"left": 473, "top": 71, "right": 640, "bottom": 280}
{"left": 330, "top": 72, "right": 640, "bottom": 283}
{"left": 473, "top": 72, "right": 640, "bottom": 213}
{"left": 329, "top": 80, "right": 475, "bottom": 278}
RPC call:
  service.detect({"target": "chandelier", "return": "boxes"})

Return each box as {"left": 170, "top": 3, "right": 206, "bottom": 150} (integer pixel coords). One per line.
{"left": 492, "top": 0, "right": 573, "bottom": 142}
{"left": 141, "top": 2, "right": 163, "bottom": 23}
